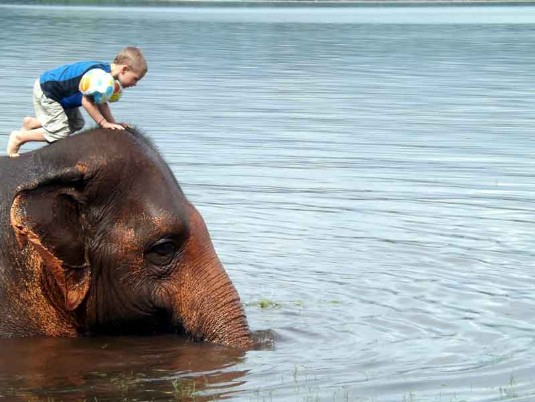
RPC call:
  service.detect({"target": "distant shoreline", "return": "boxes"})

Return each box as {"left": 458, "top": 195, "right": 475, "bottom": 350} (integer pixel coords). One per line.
{"left": 144, "top": 0, "right": 535, "bottom": 3}
{"left": 3, "top": 0, "right": 535, "bottom": 6}
{"left": 128, "top": 0, "right": 535, "bottom": 4}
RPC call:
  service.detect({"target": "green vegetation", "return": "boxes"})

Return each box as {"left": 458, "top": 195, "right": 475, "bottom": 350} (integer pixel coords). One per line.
{"left": 499, "top": 374, "right": 519, "bottom": 399}
{"left": 171, "top": 378, "right": 198, "bottom": 400}
{"left": 7, "top": 372, "right": 534, "bottom": 401}
{"left": 258, "top": 299, "right": 281, "bottom": 309}
{"left": 245, "top": 299, "right": 343, "bottom": 309}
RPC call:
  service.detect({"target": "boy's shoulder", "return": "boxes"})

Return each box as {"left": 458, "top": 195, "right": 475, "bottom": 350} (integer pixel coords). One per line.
{"left": 41, "top": 61, "right": 111, "bottom": 82}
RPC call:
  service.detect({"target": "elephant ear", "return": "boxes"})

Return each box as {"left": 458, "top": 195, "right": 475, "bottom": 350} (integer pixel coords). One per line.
{"left": 10, "top": 169, "right": 91, "bottom": 311}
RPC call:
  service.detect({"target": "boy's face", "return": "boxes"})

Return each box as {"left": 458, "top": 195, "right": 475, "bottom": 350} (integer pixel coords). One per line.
{"left": 118, "top": 65, "right": 144, "bottom": 88}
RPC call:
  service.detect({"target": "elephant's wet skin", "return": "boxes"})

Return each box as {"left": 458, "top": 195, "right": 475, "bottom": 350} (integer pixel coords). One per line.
{"left": 88, "top": 309, "right": 179, "bottom": 336}
{"left": 0, "top": 127, "right": 253, "bottom": 348}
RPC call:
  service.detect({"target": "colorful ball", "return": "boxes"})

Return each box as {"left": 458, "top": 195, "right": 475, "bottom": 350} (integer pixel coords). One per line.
{"left": 108, "top": 80, "right": 123, "bottom": 103}
{"left": 79, "top": 68, "right": 115, "bottom": 105}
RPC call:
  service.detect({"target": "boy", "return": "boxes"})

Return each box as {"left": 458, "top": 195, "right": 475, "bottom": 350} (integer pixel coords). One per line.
{"left": 6, "top": 46, "right": 147, "bottom": 157}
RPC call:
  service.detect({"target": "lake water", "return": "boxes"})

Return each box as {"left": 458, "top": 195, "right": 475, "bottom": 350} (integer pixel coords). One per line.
{"left": 1, "top": 3, "right": 535, "bottom": 401}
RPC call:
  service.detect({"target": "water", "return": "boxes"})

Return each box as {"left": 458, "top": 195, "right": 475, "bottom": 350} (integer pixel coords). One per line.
{"left": 1, "top": 3, "right": 535, "bottom": 401}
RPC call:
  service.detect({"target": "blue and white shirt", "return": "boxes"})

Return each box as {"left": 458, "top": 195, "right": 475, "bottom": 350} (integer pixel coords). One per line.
{"left": 40, "top": 61, "right": 111, "bottom": 109}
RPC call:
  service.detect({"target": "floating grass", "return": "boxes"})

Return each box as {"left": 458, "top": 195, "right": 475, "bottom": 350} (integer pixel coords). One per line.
{"left": 171, "top": 378, "right": 198, "bottom": 401}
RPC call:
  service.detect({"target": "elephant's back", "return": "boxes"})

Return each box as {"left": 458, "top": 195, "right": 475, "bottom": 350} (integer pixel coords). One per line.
{"left": 0, "top": 154, "right": 35, "bottom": 225}
{"left": 0, "top": 154, "right": 33, "bottom": 195}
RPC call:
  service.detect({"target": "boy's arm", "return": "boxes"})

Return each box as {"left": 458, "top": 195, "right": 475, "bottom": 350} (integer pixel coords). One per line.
{"left": 98, "top": 102, "right": 130, "bottom": 128}
{"left": 81, "top": 95, "right": 124, "bottom": 130}
{"left": 97, "top": 102, "right": 117, "bottom": 124}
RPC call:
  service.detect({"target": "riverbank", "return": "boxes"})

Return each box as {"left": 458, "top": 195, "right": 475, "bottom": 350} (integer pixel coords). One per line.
{"left": 2, "top": 0, "right": 535, "bottom": 6}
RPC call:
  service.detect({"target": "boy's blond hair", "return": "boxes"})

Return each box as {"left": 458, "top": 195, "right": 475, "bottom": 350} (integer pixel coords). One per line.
{"left": 114, "top": 46, "right": 148, "bottom": 74}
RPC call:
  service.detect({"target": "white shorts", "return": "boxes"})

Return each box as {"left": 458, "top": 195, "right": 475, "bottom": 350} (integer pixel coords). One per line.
{"left": 33, "top": 79, "right": 85, "bottom": 142}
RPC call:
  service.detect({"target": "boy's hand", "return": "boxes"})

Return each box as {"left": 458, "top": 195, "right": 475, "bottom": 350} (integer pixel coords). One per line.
{"left": 101, "top": 120, "right": 125, "bottom": 130}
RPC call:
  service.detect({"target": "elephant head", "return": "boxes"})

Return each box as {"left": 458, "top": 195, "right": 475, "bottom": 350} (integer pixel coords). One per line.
{"left": 2, "top": 128, "right": 252, "bottom": 348}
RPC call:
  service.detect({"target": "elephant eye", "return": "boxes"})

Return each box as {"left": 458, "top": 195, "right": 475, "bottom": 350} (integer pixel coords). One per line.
{"left": 146, "top": 238, "right": 178, "bottom": 266}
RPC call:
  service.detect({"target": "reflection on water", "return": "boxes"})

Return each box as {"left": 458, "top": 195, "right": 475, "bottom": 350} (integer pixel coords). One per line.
{"left": 1, "top": 3, "right": 535, "bottom": 401}
{"left": 0, "top": 336, "right": 248, "bottom": 400}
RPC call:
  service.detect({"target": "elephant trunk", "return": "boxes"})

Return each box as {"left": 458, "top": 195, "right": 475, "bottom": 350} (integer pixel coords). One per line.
{"left": 174, "top": 262, "right": 253, "bottom": 348}
{"left": 170, "top": 204, "right": 253, "bottom": 348}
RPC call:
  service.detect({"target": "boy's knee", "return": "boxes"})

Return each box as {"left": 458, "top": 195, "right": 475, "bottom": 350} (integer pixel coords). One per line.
{"left": 69, "top": 117, "right": 85, "bottom": 133}
{"left": 22, "top": 116, "right": 40, "bottom": 130}
{"left": 72, "top": 121, "right": 85, "bottom": 132}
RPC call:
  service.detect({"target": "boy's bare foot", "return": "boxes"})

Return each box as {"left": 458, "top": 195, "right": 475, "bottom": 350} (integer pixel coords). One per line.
{"left": 6, "top": 131, "right": 21, "bottom": 158}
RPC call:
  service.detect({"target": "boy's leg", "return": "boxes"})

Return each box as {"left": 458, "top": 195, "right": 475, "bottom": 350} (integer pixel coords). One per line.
{"left": 7, "top": 127, "right": 47, "bottom": 158}
{"left": 66, "top": 108, "right": 85, "bottom": 133}
{"left": 9, "top": 80, "right": 71, "bottom": 157}
{"left": 22, "top": 116, "right": 42, "bottom": 131}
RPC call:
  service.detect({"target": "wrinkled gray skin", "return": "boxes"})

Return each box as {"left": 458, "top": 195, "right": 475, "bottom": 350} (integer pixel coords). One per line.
{"left": 0, "top": 128, "right": 253, "bottom": 348}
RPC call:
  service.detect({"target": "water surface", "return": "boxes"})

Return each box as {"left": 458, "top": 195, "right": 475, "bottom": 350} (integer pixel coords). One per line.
{"left": 0, "top": 4, "right": 535, "bottom": 401}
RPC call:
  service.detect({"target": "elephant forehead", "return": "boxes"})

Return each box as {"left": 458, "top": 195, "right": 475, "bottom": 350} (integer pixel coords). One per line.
{"left": 108, "top": 209, "right": 187, "bottom": 244}
{"left": 108, "top": 222, "right": 137, "bottom": 243}
{"left": 116, "top": 198, "right": 186, "bottom": 223}
{"left": 75, "top": 161, "right": 90, "bottom": 175}
{"left": 115, "top": 172, "right": 185, "bottom": 207}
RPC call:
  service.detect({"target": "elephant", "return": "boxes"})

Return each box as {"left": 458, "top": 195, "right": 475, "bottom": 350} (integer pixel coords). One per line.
{"left": 0, "top": 127, "right": 253, "bottom": 348}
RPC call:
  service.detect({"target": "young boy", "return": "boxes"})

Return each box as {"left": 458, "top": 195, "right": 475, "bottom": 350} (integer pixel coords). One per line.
{"left": 6, "top": 46, "right": 147, "bottom": 157}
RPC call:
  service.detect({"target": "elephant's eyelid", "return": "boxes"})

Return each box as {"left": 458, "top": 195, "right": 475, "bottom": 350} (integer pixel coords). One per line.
{"left": 145, "top": 238, "right": 180, "bottom": 267}
{"left": 151, "top": 238, "right": 175, "bottom": 247}
{"left": 147, "top": 237, "right": 179, "bottom": 251}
